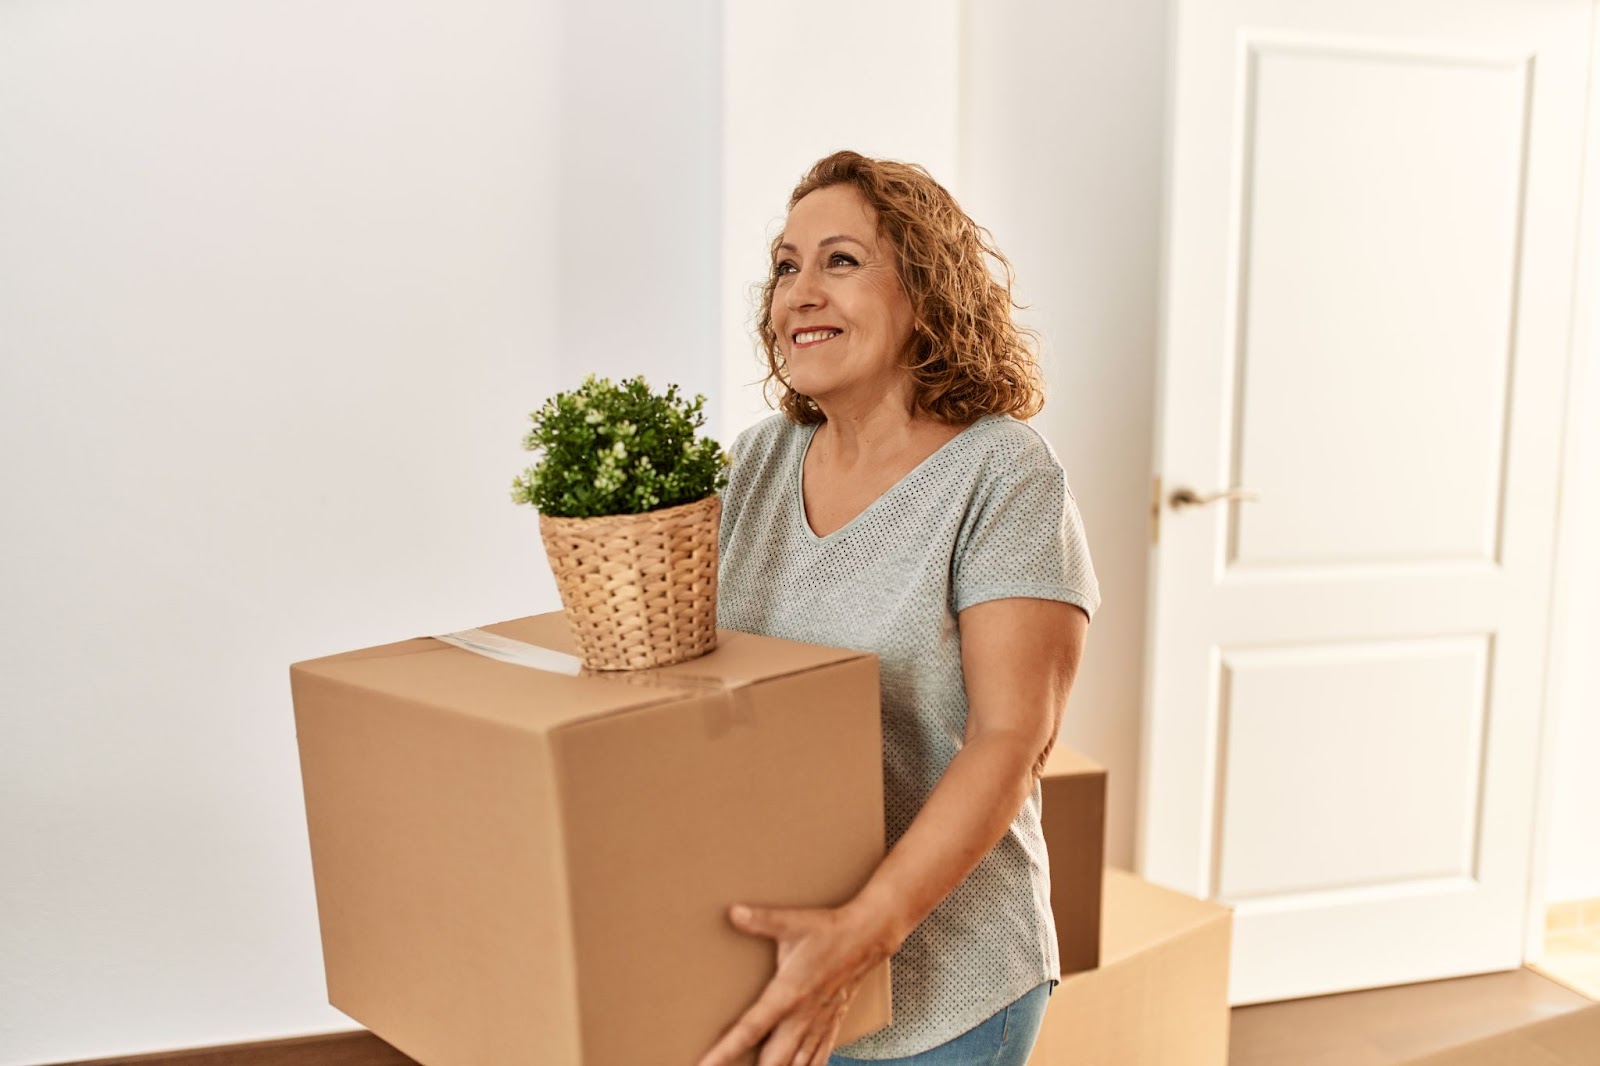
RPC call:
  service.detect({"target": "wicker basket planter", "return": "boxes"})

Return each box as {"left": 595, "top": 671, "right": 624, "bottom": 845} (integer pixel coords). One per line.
{"left": 538, "top": 493, "right": 720, "bottom": 671}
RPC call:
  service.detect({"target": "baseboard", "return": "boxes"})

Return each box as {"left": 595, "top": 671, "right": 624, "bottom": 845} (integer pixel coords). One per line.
{"left": 1546, "top": 896, "right": 1600, "bottom": 936}
{"left": 40, "top": 1031, "right": 416, "bottom": 1066}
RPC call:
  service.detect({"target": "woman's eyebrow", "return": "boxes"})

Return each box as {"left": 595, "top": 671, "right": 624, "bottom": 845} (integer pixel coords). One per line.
{"left": 776, "top": 235, "right": 868, "bottom": 254}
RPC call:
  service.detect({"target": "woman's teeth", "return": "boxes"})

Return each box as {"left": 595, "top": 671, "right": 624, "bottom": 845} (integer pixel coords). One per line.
{"left": 794, "top": 329, "right": 842, "bottom": 345}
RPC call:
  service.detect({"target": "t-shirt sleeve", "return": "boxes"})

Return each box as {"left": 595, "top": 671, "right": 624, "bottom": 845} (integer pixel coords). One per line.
{"left": 951, "top": 462, "right": 1101, "bottom": 620}
{"left": 717, "top": 425, "right": 752, "bottom": 557}
{"left": 717, "top": 420, "right": 768, "bottom": 558}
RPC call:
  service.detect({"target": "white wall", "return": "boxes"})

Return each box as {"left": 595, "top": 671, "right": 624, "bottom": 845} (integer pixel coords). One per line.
{"left": 720, "top": 0, "right": 963, "bottom": 440}
{"left": 0, "top": 1, "right": 719, "bottom": 1061}
{"left": 959, "top": 0, "right": 1169, "bottom": 870}
{"left": 559, "top": 0, "right": 721, "bottom": 398}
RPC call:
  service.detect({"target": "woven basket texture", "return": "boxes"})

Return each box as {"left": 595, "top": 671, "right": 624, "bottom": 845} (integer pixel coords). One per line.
{"left": 538, "top": 493, "right": 720, "bottom": 671}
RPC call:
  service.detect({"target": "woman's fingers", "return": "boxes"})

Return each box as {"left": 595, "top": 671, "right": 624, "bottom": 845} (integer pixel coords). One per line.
{"left": 700, "top": 960, "right": 832, "bottom": 1062}
{"left": 788, "top": 984, "right": 855, "bottom": 1066}
{"left": 791, "top": 1007, "right": 835, "bottom": 1066}
{"left": 750, "top": 979, "right": 854, "bottom": 1066}
{"left": 710, "top": 981, "right": 856, "bottom": 1066}
{"left": 755, "top": 1010, "right": 814, "bottom": 1066}
{"left": 812, "top": 990, "right": 853, "bottom": 1066}
{"left": 701, "top": 902, "right": 879, "bottom": 1066}
{"left": 792, "top": 1003, "right": 843, "bottom": 1066}
{"left": 697, "top": 978, "right": 795, "bottom": 1066}
{"left": 756, "top": 990, "right": 833, "bottom": 1066}
{"left": 731, "top": 903, "right": 804, "bottom": 940}
{"left": 789, "top": 1026, "right": 823, "bottom": 1066}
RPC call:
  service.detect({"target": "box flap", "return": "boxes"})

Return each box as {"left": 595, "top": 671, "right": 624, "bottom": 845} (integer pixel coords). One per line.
{"left": 1043, "top": 867, "right": 1232, "bottom": 1066}
{"left": 1398, "top": 1003, "right": 1600, "bottom": 1065}
{"left": 1102, "top": 867, "right": 1232, "bottom": 965}
{"left": 1041, "top": 753, "right": 1107, "bottom": 975}
{"left": 289, "top": 611, "right": 872, "bottom": 734}
{"left": 1042, "top": 746, "right": 1105, "bottom": 778}
{"left": 475, "top": 614, "right": 871, "bottom": 689}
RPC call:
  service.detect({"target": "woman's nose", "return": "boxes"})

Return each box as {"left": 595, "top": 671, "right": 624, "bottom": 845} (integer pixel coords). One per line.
{"left": 785, "top": 265, "right": 824, "bottom": 309}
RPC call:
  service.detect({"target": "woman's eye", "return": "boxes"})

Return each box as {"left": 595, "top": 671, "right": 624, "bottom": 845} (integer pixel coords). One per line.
{"left": 774, "top": 253, "right": 856, "bottom": 278}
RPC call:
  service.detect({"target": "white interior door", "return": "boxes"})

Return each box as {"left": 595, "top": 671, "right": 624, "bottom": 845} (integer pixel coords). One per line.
{"left": 1141, "top": 0, "right": 1594, "bottom": 1004}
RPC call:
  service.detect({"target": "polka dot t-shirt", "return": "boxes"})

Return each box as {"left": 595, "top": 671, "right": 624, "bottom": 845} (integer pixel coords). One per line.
{"left": 716, "top": 411, "right": 1101, "bottom": 1059}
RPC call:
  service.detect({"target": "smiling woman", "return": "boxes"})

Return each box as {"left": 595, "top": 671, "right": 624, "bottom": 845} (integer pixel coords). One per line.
{"left": 757, "top": 152, "right": 1046, "bottom": 430}
{"left": 765, "top": 189, "right": 919, "bottom": 428}
{"left": 700, "top": 151, "right": 1102, "bottom": 1066}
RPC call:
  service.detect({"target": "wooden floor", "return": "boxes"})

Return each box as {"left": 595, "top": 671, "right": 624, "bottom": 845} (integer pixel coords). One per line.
{"left": 1228, "top": 966, "right": 1596, "bottom": 1065}
{"left": 52, "top": 950, "right": 1600, "bottom": 1065}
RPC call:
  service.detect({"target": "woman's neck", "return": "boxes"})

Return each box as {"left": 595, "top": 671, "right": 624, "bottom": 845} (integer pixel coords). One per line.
{"left": 809, "top": 395, "right": 962, "bottom": 472}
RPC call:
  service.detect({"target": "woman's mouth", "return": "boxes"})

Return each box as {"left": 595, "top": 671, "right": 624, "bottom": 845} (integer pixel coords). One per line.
{"left": 792, "top": 328, "right": 843, "bottom": 349}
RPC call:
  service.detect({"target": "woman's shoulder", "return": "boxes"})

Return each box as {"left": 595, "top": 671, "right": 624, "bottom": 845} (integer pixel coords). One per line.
{"left": 955, "top": 413, "right": 1064, "bottom": 471}
{"left": 729, "top": 411, "right": 806, "bottom": 468}
{"left": 724, "top": 413, "right": 810, "bottom": 503}
{"left": 731, "top": 411, "right": 796, "bottom": 450}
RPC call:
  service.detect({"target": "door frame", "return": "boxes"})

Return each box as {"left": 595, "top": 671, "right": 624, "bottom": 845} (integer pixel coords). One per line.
{"left": 1523, "top": 0, "right": 1600, "bottom": 966}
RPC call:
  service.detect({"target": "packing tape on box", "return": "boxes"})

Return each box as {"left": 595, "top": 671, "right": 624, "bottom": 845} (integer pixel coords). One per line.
{"left": 432, "top": 628, "right": 753, "bottom": 734}
{"left": 433, "top": 628, "right": 584, "bottom": 674}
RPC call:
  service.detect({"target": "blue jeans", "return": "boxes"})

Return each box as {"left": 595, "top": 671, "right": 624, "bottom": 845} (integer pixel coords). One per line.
{"left": 828, "top": 980, "right": 1054, "bottom": 1066}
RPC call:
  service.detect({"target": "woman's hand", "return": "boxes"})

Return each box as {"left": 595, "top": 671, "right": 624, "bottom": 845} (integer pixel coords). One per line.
{"left": 696, "top": 899, "right": 899, "bottom": 1066}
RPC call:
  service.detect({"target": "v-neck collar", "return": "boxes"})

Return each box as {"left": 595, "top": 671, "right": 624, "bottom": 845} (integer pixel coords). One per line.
{"left": 794, "top": 415, "right": 998, "bottom": 542}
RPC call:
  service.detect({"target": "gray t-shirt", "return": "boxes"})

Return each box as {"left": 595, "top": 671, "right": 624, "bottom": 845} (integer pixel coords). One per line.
{"left": 716, "top": 411, "right": 1101, "bottom": 1059}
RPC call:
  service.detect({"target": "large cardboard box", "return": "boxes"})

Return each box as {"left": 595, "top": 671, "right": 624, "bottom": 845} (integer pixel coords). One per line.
{"left": 290, "top": 612, "right": 892, "bottom": 1066}
{"left": 1398, "top": 1003, "right": 1600, "bottom": 1065}
{"left": 1040, "top": 750, "right": 1108, "bottom": 975}
{"left": 1028, "top": 868, "right": 1233, "bottom": 1066}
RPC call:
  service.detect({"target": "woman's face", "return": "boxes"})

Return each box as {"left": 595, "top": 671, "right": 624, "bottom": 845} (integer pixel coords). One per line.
{"left": 772, "top": 184, "right": 917, "bottom": 412}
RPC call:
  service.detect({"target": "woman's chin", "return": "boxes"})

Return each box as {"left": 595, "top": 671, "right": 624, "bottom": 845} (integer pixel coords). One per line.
{"left": 787, "top": 374, "right": 833, "bottom": 402}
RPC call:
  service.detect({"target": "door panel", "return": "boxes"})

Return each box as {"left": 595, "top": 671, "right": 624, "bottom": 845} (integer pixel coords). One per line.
{"left": 1236, "top": 44, "right": 1527, "bottom": 568}
{"left": 1143, "top": 0, "right": 1592, "bottom": 1004}
{"left": 1215, "top": 635, "right": 1491, "bottom": 900}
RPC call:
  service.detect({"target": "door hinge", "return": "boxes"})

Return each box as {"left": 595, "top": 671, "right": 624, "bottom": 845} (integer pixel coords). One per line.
{"left": 1150, "top": 474, "right": 1162, "bottom": 546}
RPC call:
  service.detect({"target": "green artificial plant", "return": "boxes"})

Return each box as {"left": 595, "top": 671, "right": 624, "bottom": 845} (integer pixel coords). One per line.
{"left": 512, "top": 374, "right": 730, "bottom": 519}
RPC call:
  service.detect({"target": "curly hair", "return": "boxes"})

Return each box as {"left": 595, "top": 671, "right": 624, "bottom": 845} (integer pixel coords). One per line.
{"left": 756, "top": 150, "right": 1045, "bottom": 425}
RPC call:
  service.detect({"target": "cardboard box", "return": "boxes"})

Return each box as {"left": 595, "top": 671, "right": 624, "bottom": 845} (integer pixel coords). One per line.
{"left": 1398, "top": 1003, "right": 1600, "bottom": 1065}
{"left": 1028, "top": 868, "right": 1233, "bottom": 1066}
{"left": 290, "top": 612, "right": 892, "bottom": 1066}
{"left": 1040, "top": 750, "right": 1108, "bottom": 975}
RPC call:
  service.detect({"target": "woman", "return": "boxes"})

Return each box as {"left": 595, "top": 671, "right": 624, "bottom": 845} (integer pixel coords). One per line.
{"left": 698, "top": 151, "right": 1100, "bottom": 1066}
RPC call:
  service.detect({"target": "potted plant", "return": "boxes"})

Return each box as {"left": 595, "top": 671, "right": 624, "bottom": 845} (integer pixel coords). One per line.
{"left": 512, "top": 374, "right": 730, "bottom": 670}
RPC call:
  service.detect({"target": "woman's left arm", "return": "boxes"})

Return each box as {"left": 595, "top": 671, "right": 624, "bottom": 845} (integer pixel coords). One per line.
{"left": 696, "top": 597, "right": 1088, "bottom": 1066}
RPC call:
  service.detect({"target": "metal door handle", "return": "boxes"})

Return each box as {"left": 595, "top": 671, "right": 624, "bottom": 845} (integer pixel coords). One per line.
{"left": 1167, "top": 485, "right": 1261, "bottom": 509}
